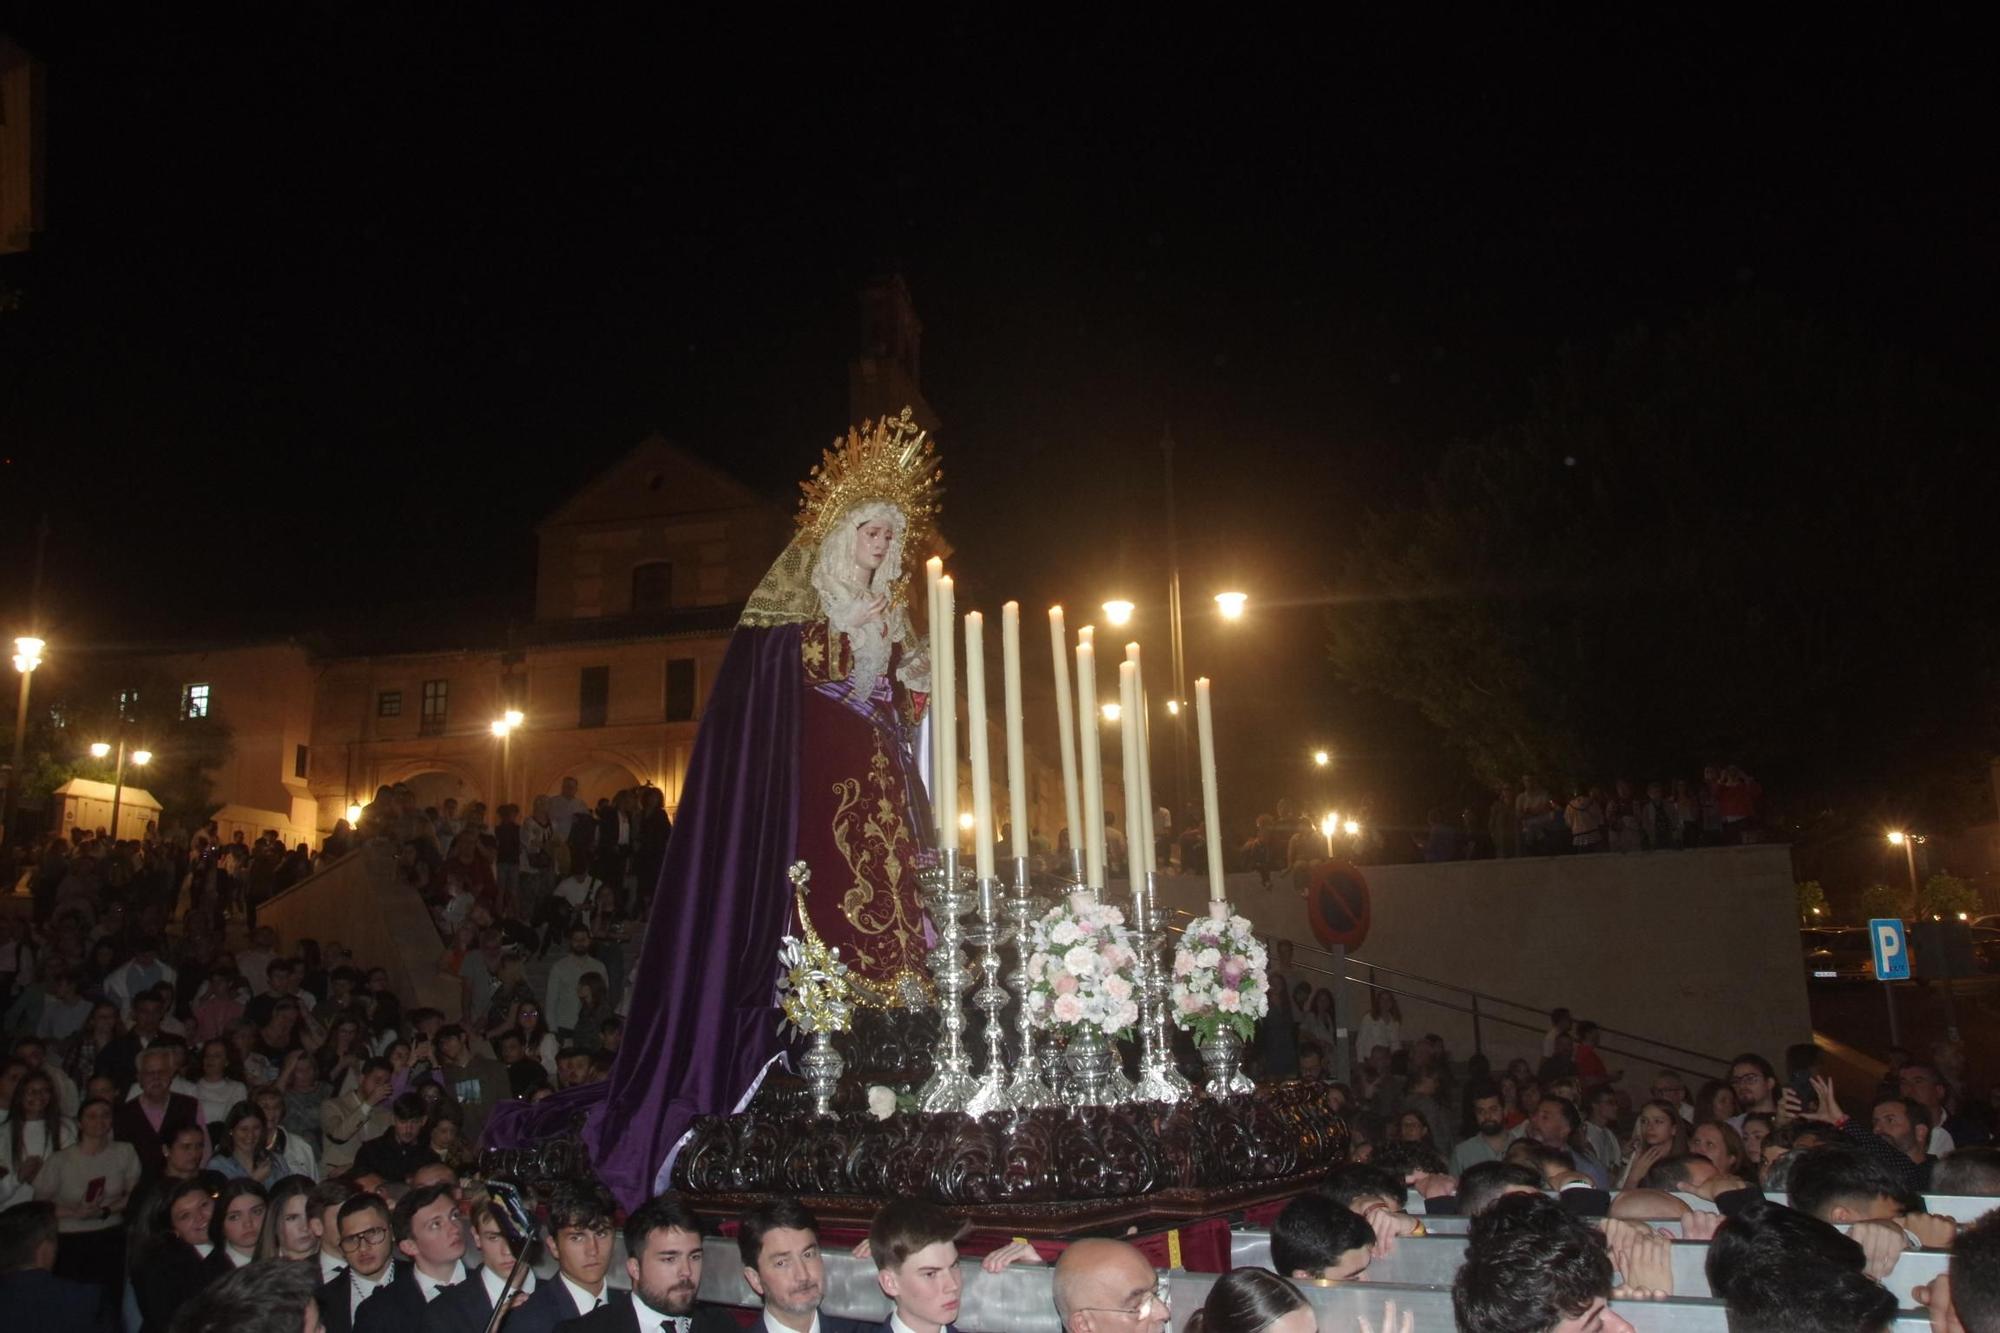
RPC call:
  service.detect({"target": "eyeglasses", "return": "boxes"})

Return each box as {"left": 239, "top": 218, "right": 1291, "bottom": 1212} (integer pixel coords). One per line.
{"left": 339, "top": 1226, "right": 390, "bottom": 1251}
{"left": 1071, "top": 1277, "right": 1172, "bottom": 1321}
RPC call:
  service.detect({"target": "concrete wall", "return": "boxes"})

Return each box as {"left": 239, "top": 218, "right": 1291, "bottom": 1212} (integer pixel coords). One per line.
{"left": 257, "top": 838, "right": 460, "bottom": 1017}
{"left": 1150, "top": 843, "right": 1809, "bottom": 1081}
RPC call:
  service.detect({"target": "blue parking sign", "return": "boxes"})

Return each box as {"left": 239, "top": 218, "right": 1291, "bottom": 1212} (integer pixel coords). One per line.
{"left": 1870, "top": 918, "right": 1910, "bottom": 981}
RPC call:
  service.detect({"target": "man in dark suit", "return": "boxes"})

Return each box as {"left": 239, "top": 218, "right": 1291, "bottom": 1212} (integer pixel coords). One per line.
{"left": 356, "top": 1184, "right": 471, "bottom": 1333}
{"left": 555, "top": 1192, "right": 733, "bottom": 1333}
{"left": 0, "top": 1202, "right": 114, "bottom": 1332}
{"left": 507, "top": 1182, "right": 621, "bottom": 1333}
{"left": 317, "top": 1193, "right": 406, "bottom": 1333}
{"left": 423, "top": 1191, "right": 538, "bottom": 1333}
{"left": 113, "top": 1043, "right": 202, "bottom": 1186}
{"left": 634, "top": 787, "right": 672, "bottom": 915}
{"left": 738, "top": 1197, "right": 874, "bottom": 1333}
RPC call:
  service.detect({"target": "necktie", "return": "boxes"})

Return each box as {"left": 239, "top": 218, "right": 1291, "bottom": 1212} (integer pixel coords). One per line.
{"left": 662, "top": 1319, "right": 690, "bottom": 1333}
{"left": 428, "top": 1281, "right": 454, "bottom": 1302}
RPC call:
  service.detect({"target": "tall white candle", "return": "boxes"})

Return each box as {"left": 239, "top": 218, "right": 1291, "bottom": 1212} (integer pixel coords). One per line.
{"left": 1126, "top": 642, "right": 1156, "bottom": 874}
{"left": 1075, "top": 640, "right": 1106, "bottom": 892}
{"left": 1118, "top": 660, "right": 1146, "bottom": 910}
{"left": 1001, "top": 602, "right": 1029, "bottom": 865}
{"left": 964, "top": 610, "right": 996, "bottom": 881}
{"left": 937, "top": 575, "right": 957, "bottom": 846}
{"left": 926, "top": 557, "right": 944, "bottom": 840}
{"left": 1047, "top": 607, "right": 1082, "bottom": 867}
{"left": 1195, "top": 677, "right": 1226, "bottom": 902}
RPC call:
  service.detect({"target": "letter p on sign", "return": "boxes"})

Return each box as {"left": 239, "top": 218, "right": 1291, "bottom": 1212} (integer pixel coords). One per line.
{"left": 1870, "top": 918, "right": 1910, "bottom": 981}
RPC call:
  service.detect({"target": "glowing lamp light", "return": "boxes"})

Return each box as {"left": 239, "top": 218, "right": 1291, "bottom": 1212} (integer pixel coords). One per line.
{"left": 504, "top": 709, "right": 524, "bottom": 728}
{"left": 1165, "top": 699, "right": 1181, "bottom": 716}
{"left": 1215, "top": 591, "right": 1248, "bottom": 619}
{"left": 12, "top": 635, "right": 44, "bottom": 673}
{"left": 346, "top": 803, "right": 364, "bottom": 826}
{"left": 1344, "top": 820, "right": 1361, "bottom": 836}
{"left": 490, "top": 719, "right": 513, "bottom": 737}
{"left": 1102, "top": 599, "right": 1135, "bottom": 626}
{"left": 131, "top": 750, "right": 152, "bottom": 766}
{"left": 1887, "top": 830, "right": 1906, "bottom": 845}
{"left": 1101, "top": 702, "right": 1122, "bottom": 723}
{"left": 1959, "top": 912, "right": 1970, "bottom": 921}
{"left": 1320, "top": 813, "right": 1338, "bottom": 840}
{"left": 89, "top": 742, "right": 111, "bottom": 759}
{"left": 1312, "top": 749, "right": 1330, "bottom": 767}
{"left": 957, "top": 811, "right": 975, "bottom": 832}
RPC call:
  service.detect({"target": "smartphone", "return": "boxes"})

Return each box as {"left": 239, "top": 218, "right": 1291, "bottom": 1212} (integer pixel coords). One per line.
{"left": 1787, "top": 1069, "right": 1819, "bottom": 1113}
{"left": 85, "top": 1176, "right": 105, "bottom": 1203}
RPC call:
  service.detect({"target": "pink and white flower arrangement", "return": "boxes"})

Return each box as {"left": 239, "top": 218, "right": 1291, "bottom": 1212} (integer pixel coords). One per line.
{"left": 1170, "top": 911, "right": 1268, "bottom": 1042}
{"left": 1023, "top": 892, "right": 1141, "bottom": 1038}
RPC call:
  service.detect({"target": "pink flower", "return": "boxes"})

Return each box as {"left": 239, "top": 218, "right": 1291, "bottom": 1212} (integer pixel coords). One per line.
{"left": 1218, "top": 990, "right": 1242, "bottom": 1012}
{"left": 1220, "top": 959, "right": 1244, "bottom": 981}
{"left": 1052, "top": 994, "right": 1085, "bottom": 1024}
{"left": 1054, "top": 973, "right": 1079, "bottom": 995}
{"left": 1173, "top": 952, "right": 1196, "bottom": 978}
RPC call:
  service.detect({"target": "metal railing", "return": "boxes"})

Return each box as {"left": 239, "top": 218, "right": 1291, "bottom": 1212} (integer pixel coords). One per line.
{"left": 1171, "top": 910, "right": 1734, "bottom": 1080}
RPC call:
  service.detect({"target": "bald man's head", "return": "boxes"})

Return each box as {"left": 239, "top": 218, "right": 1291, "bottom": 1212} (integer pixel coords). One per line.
{"left": 1053, "top": 1238, "right": 1159, "bottom": 1328}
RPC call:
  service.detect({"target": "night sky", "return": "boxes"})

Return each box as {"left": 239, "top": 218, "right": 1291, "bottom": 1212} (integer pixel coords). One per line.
{"left": 3, "top": 14, "right": 1994, "bottom": 824}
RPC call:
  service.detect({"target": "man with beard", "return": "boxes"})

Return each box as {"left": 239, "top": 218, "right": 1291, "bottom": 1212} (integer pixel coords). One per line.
{"left": 555, "top": 1193, "right": 734, "bottom": 1333}
{"left": 1451, "top": 1084, "right": 1514, "bottom": 1175}
{"left": 738, "top": 1198, "right": 873, "bottom": 1333}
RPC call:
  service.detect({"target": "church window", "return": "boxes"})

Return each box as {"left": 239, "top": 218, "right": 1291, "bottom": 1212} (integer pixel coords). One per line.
{"left": 665, "top": 658, "right": 696, "bottom": 722}
{"left": 631, "top": 561, "right": 673, "bottom": 614}
{"left": 579, "top": 665, "right": 610, "bottom": 729}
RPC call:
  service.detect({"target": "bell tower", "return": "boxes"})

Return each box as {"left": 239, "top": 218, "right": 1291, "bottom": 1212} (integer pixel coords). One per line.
{"left": 848, "top": 273, "right": 939, "bottom": 432}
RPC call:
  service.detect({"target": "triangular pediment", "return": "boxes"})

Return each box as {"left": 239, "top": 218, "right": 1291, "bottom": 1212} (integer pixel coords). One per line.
{"left": 538, "top": 434, "right": 775, "bottom": 529}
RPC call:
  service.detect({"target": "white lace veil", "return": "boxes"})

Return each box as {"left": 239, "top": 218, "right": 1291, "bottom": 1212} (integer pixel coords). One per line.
{"left": 811, "top": 500, "right": 922, "bottom": 689}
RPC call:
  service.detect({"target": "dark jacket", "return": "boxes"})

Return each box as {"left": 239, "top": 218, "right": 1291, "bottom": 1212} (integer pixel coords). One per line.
{"left": 421, "top": 1270, "right": 510, "bottom": 1333}
{"left": 357, "top": 1262, "right": 464, "bottom": 1333}
{"left": 0, "top": 1267, "right": 115, "bottom": 1333}
{"left": 113, "top": 1092, "right": 201, "bottom": 1183}
{"left": 318, "top": 1261, "right": 413, "bottom": 1333}
{"left": 352, "top": 1128, "right": 441, "bottom": 1183}
{"left": 508, "top": 1277, "right": 593, "bottom": 1333}
{"left": 552, "top": 1290, "right": 737, "bottom": 1333}
{"left": 134, "top": 1235, "right": 215, "bottom": 1333}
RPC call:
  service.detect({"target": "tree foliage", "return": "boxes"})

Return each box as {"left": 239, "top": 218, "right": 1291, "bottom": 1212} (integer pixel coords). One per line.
{"left": 1327, "top": 298, "right": 1999, "bottom": 829}
{"left": 0, "top": 657, "right": 232, "bottom": 834}
{"left": 1795, "top": 880, "right": 1828, "bottom": 924}
{"left": 1857, "top": 882, "right": 1907, "bottom": 922}
{"left": 1917, "top": 873, "right": 1982, "bottom": 921}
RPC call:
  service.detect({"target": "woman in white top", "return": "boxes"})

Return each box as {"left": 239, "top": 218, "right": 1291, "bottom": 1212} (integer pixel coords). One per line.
{"left": 0, "top": 1069, "right": 78, "bottom": 1211}
{"left": 33, "top": 1096, "right": 143, "bottom": 1290}
{"left": 1354, "top": 988, "right": 1404, "bottom": 1062}
{"left": 192, "top": 1038, "right": 249, "bottom": 1128}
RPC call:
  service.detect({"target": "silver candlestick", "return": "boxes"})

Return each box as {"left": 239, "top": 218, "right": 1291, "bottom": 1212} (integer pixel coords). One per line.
{"left": 963, "top": 875, "right": 1014, "bottom": 1116}
{"left": 919, "top": 849, "right": 978, "bottom": 1112}
{"left": 1132, "top": 874, "right": 1191, "bottom": 1103}
{"left": 1003, "top": 856, "right": 1053, "bottom": 1108}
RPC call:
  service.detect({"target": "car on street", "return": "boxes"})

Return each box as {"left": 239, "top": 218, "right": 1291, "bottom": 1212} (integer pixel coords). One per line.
{"left": 1802, "top": 927, "right": 1875, "bottom": 984}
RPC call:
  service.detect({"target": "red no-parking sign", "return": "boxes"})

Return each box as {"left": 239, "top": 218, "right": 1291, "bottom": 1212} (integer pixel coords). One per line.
{"left": 1306, "top": 860, "right": 1372, "bottom": 950}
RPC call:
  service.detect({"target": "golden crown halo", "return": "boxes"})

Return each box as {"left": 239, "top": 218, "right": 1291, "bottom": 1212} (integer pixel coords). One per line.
{"left": 795, "top": 405, "right": 942, "bottom": 565}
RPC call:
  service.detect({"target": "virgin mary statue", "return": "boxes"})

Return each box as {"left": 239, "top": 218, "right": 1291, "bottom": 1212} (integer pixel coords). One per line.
{"left": 488, "top": 408, "right": 942, "bottom": 1205}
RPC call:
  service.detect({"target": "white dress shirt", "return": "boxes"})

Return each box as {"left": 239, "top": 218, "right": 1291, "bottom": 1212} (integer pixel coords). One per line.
{"left": 764, "top": 1313, "right": 822, "bottom": 1333}
{"left": 416, "top": 1259, "right": 468, "bottom": 1302}
{"left": 349, "top": 1265, "right": 394, "bottom": 1319}
{"left": 319, "top": 1249, "right": 347, "bottom": 1284}
{"left": 482, "top": 1263, "right": 536, "bottom": 1306}
{"left": 560, "top": 1273, "right": 610, "bottom": 1316}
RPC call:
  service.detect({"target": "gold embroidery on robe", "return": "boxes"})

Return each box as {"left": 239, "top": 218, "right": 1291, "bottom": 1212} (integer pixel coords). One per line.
{"left": 800, "top": 619, "right": 852, "bottom": 685}
{"left": 827, "top": 729, "right": 933, "bottom": 1007}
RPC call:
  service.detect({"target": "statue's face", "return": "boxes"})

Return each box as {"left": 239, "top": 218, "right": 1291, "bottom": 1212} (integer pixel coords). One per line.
{"left": 853, "top": 519, "right": 894, "bottom": 571}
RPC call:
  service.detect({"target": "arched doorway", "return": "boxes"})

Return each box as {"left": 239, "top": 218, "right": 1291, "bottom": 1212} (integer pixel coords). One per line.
{"left": 559, "top": 758, "right": 646, "bottom": 805}
{"left": 383, "top": 767, "right": 483, "bottom": 813}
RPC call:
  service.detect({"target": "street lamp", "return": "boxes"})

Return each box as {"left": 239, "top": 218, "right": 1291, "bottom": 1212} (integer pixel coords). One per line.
{"left": 1165, "top": 699, "right": 1180, "bottom": 716}
{"left": 1313, "top": 749, "right": 1331, "bottom": 767}
{"left": 1344, "top": 819, "right": 1360, "bottom": 837}
{"left": 1215, "top": 591, "right": 1248, "bottom": 620}
{"left": 1320, "top": 812, "right": 1338, "bottom": 856}
{"left": 1100, "top": 702, "right": 1122, "bottom": 723}
{"left": 490, "top": 714, "right": 522, "bottom": 806}
{"left": 1887, "top": 830, "right": 1923, "bottom": 914}
{"left": 1102, "top": 599, "right": 1135, "bottom": 627}
{"left": 90, "top": 735, "right": 149, "bottom": 841}
{"left": 346, "top": 802, "right": 364, "bottom": 827}
{"left": 2, "top": 635, "right": 43, "bottom": 846}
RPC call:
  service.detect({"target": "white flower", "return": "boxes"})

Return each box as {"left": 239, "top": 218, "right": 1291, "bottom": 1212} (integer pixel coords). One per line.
{"left": 1052, "top": 994, "right": 1085, "bottom": 1024}
{"left": 1104, "top": 974, "right": 1133, "bottom": 1002}
{"left": 866, "top": 1085, "right": 897, "bottom": 1120}
{"left": 1050, "top": 920, "right": 1083, "bottom": 947}
{"left": 1062, "top": 945, "right": 1098, "bottom": 976}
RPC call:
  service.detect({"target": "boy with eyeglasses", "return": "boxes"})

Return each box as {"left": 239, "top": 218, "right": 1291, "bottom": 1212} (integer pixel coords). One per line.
{"left": 317, "top": 1192, "right": 404, "bottom": 1333}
